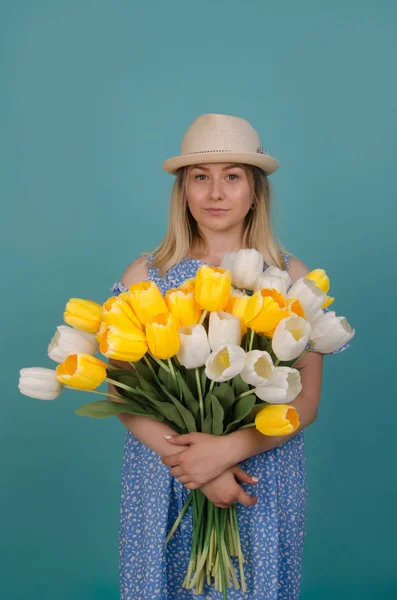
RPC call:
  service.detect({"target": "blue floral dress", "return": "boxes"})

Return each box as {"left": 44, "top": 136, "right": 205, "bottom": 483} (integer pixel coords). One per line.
{"left": 110, "top": 254, "right": 351, "bottom": 600}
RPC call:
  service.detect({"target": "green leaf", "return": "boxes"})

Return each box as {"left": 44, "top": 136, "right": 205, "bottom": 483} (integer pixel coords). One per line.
{"left": 175, "top": 372, "right": 199, "bottom": 420}
{"left": 184, "top": 367, "right": 197, "bottom": 391}
{"left": 158, "top": 367, "right": 179, "bottom": 397}
{"left": 240, "top": 402, "right": 265, "bottom": 425}
{"left": 158, "top": 383, "right": 197, "bottom": 432}
{"left": 213, "top": 383, "right": 236, "bottom": 423}
{"left": 257, "top": 335, "right": 271, "bottom": 352}
{"left": 231, "top": 375, "right": 249, "bottom": 398}
{"left": 210, "top": 394, "right": 224, "bottom": 435}
{"left": 75, "top": 400, "right": 166, "bottom": 421}
{"left": 224, "top": 394, "right": 257, "bottom": 434}
{"left": 107, "top": 368, "right": 140, "bottom": 388}
{"left": 204, "top": 390, "right": 213, "bottom": 415}
{"left": 201, "top": 412, "right": 213, "bottom": 434}
{"left": 134, "top": 360, "right": 156, "bottom": 384}
{"left": 133, "top": 387, "right": 187, "bottom": 431}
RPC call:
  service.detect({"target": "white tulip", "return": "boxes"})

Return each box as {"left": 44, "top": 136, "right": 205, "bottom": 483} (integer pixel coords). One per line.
{"left": 286, "top": 278, "right": 327, "bottom": 321}
{"left": 18, "top": 367, "right": 62, "bottom": 400}
{"left": 208, "top": 310, "right": 241, "bottom": 350}
{"left": 205, "top": 344, "right": 246, "bottom": 383}
{"left": 272, "top": 316, "right": 312, "bottom": 361}
{"left": 254, "top": 366, "right": 302, "bottom": 403}
{"left": 177, "top": 324, "right": 211, "bottom": 369}
{"left": 309, "top": 310, "right": 355, "bottom": 354}
{"left": 240, "top": 350, "right": 275, "bottom": 386}
{"left": 219, "top": 251, "right": 238, "bottom": 274}
{"left": 254, "top": 266, "right": 291, "bottom": 295}
{"left": 220, "top": 249, "right": 264, "bottom": 290}
{"left": 48, "top": 325, "right": 99, "bottom": 363}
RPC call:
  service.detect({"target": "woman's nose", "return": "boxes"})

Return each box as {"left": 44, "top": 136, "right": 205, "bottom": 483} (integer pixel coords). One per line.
{"left": 209, "top": 177, "right": 223, "bottom": 199}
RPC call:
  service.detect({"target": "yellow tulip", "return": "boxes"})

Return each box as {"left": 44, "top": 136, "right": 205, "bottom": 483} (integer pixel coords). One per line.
{"left": 95, "top": 320, "right": 107, "bottom": 344}
{"left": 255, "top": 404, "right": 300, "bottom": 436}
{"left": 245, "top": 288, "right": 290, "bottom": 334}
{"left": 286, "top": 297, "right": 305, "bottom": 318}
{"left": 64, "top": 299, "right": 103, "bottom": 334}
{"left": 305, "top": 269, "right": 330, "bottom": 293}
{"left": 99, "top": 325, "right": 148, "bottom": 362}
{"left": 165, "top": 288, "right": 202, "bottom": 326}
{"left": 225, "top": 291, "right": 250, "bottom": 336}
{"left": 128, "top": 281, "right": 168, "bottom": 325}
{"left": 305, "top": 269, "right": 334, "bottom": 309}
{"left": 195, "top": 266, "right": 231, "bottom": 312}
{"left": 322, "top": 295, "right": 335, "bottom": 309}
{"left": 103, "top": 295, "right": 143, "bottom": 331}
{"left": 56, "top": 353, "right": 107, "bottom": 390}
{"left": 179, "top": 278, "right": 195, "bottom": 294}
{"left": 145, "top": 312, "right": 180, "bottom": 359}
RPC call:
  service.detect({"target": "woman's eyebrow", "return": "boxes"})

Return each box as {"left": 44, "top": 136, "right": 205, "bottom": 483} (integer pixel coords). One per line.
{"left": 191, "top": 164, "right": 243, "bottom": 171}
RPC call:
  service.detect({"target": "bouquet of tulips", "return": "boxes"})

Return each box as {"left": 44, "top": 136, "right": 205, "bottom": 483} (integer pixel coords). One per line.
{"left": 18, "top": 249, "right": 355, "bottom": 599}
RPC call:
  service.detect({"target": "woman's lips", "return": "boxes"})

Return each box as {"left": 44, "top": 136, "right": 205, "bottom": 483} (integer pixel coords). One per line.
{"left": 205, "top": 208, "right": 229, "bottom": 215}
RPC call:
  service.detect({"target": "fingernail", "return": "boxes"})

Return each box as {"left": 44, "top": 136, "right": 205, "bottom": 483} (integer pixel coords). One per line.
{"left": 164, "top": 434, "right": 173, "bottom": 439}
{"left": 252, "top": 476, "right": 259, "bottom": 482}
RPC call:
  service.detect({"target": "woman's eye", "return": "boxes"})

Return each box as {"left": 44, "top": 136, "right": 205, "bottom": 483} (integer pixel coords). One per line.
{"left": 227, "top": 174, "right": 239, "bottom": 180}
{"left": 195, "top": 174, "right": 207, "bottom": 180}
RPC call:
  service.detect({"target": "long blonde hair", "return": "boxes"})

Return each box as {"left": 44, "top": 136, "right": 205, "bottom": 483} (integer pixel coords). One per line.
{"left": 142, "top": 164, "right": 291, "bottom": 278}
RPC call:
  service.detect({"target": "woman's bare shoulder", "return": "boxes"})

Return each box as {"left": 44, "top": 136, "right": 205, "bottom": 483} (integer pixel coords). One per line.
{"left": 288, "top": 255, "right": 310, "bottom": 285}
{"left": 120, "top": 255, "right": 149, "bottom": 286}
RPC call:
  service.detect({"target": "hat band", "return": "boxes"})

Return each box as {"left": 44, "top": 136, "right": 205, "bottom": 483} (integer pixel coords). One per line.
{"left": 185, "top": 146, "right": 269, "bottom": 155}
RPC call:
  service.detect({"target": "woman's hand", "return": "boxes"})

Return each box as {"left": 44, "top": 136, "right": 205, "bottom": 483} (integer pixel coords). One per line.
{"left": 161, "top": 432, "right": 237, "bottom": 488}
{"left": 199, "top": 466, "right": 259, "bottom": 509}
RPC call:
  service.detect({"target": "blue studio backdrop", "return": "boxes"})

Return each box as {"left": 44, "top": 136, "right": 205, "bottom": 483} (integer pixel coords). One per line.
{"left": 1, "top": 1, "right": 396, "bottom": 599}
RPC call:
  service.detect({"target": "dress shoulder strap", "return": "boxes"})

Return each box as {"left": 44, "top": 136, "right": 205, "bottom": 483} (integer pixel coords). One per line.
{"left": 281, "top": 253, "right": 290, "bottom": 273}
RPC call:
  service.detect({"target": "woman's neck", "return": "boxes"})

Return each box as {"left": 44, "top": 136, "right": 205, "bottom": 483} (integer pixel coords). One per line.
{"left": 189, "top": 228, "right": 245, "bottom": 266}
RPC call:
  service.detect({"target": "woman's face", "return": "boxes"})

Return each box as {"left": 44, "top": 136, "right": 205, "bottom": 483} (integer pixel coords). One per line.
{"left": 185, "top": 162, "right": 252, "bottom": 232}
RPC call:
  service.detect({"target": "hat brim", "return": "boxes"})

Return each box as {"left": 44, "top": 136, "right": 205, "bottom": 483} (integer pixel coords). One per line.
{"left": 162, "top": 152, "right": 280, "bottom": 175}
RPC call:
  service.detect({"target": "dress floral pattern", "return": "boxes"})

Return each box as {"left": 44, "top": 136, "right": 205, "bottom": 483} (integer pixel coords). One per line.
{"left": 110, "top": 253, "right": 350, "bottom": 599}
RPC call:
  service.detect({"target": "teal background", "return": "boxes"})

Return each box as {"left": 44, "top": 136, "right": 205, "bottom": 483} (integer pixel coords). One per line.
{"left": 1, "top": 1, "right": 395, "bottom": 599}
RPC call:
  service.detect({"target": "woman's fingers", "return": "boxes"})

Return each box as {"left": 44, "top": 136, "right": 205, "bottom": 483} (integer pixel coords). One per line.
{"left": 170, "top": 466, "right": 184, "bottom": 478}
{"left": 236, "top": 487, "right": 258, "bottom": 507}
{"left": 231, "top": 465, "right": 259, "bottom": 485}
{"left": 184, "top": 481, "right": 200, "bottom": 490}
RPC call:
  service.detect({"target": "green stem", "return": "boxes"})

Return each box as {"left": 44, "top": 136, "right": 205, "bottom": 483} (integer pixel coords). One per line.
{"left": 167, "top": 357, "right": 177, "bottom": 382}
{"left": 248, "top": 328, "right": 255, "bottom": 352}
{"left": 105, "top": 362, "right": 118, "bottom": 370}
{"left": 215, "top": 507, "right": 228, "bottom": 599}
{"left": 165, "top": 492, "right": 193, "bottom": 545}
{"left": 209, "top": 380, "right": 215, "bottom": 392}
{"left": 195, "top": 368, "right": 204, "bottom": 429}
{"left": 142, "top": 354, "right": 159, "bottom": 382}
{"left": 274, "top": 358, "right": 280, "bottom": 366}
{"left": 199, "top": 309, "right": 208, "bottom": 325}
{"left": 188, "top": 501, "right": 214, "bottom": 589}
{"left": 63, "top": 386, "right": 122, "bottom": 402}
{"left": 148, "top": 352, "right": 170, "bottom": 373}
{"left": 105, "top": 377, "right": 134, "bottom": 393}
{"left": 232, "top": 505, "right": 246, "bottom": 592}
{"left": 236, "top": 388, "right": 254, "bottom": 400}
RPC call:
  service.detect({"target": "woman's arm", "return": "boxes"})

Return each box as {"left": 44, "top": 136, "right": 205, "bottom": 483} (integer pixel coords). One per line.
{"left": 162, "top": 350, "right": 323, "bottom": 486}
{"left": 109, "top": 256, "right": 189, "bottom": 457}
{"left": 162, "top": 256, "right": 325, "bottom": 486}
{"left": 109, "top": 378, "right": 188, "bottom": 457}
{"left": 218, "top": 349, "right": 323, "bottom": 465}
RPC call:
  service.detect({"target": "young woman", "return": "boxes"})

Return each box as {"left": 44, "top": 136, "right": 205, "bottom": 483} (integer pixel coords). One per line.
{"left": 109, "top": 113, "right": 341, "bottom": 599}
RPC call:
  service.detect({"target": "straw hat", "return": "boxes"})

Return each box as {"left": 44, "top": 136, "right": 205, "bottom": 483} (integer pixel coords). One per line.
{"left": 162, "top": 113, "right": 279, "bottom": 175}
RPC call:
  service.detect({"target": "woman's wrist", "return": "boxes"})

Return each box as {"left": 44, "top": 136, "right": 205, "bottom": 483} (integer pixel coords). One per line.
{"left": 222, "top": 432, "right": 246, "bottom": 469}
